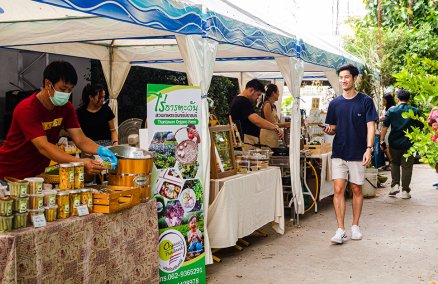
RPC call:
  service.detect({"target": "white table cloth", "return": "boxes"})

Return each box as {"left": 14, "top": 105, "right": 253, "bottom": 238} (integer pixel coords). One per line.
{"left": 207, "top": 167, "right": 284, "bottom": 249}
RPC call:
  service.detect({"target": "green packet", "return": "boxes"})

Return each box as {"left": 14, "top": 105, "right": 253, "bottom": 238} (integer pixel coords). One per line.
{"left": 101, "top": 161, "right": 115, "bottom": 169}
{"left": 44, "top": 165, "right": 59, "bottom": 175}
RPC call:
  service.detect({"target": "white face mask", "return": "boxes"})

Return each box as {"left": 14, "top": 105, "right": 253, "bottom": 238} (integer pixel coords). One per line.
{"left": 50, "top": 85, "right": 71, "bottom": 106}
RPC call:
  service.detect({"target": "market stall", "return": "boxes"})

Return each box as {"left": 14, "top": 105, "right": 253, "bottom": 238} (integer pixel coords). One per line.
{"left": 208, "top": 167, "right": 284, "bottom": 249}
{"left": 0, "top": 201, "right": 159, "bottom": 283}
{"left": 0, "top": 0, "right": 364, "bottom": 271}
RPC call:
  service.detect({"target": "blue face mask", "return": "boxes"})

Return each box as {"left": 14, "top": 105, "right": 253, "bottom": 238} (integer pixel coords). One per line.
{"left": 50, "top": 85, "right": 71, "bottom": 106}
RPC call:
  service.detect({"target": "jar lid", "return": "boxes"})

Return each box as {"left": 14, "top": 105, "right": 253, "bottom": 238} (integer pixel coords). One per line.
{"left": 24, "top": 177, "right": 44, "bottom": 182}
{"left": 59, "top": 163, "right": 73, "bottom": 168}
{"left": 80, "top": 188, "right": 92, "bottom": 193}
{"left": 28, "top": 208, "right": 45, "bottom": 213}
{"left": 28, "top": 194, "right": 44, "bottom": 197}
{"left": 56, "top": 191, "right": 70, "bottom": 196}
{"left": 69, "top": 190, "right": 80, "bottom": 194}
{"left": 71, "top": 162, "right": 84, "bottom": 167}
{"left": 44, "top": 205, "right": 58, "bottom": 210}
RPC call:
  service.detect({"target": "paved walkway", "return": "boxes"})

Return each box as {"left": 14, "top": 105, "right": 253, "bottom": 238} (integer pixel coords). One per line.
{"left": 206, "top": 164, "right": 438, "bottom": 284}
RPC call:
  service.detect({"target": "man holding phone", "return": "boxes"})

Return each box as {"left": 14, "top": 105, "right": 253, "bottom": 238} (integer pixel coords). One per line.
{"left": 323, "top": 64, "right": 378, "bottom": 244}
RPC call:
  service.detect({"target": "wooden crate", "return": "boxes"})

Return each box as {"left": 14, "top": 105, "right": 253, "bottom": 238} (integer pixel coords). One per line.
{"left": 92, "top": 185, "right": 141, "bottom": 213}
{"left": 304, "top": 142, "right": 332, "bottom": 155}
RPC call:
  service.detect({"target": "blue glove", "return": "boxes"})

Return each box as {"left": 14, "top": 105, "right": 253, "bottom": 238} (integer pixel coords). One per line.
{"left": 97, "top": 146, "right": 118, "bottom": 170}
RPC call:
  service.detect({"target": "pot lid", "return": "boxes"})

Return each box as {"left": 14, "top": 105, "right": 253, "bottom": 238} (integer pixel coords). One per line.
{"left": 108, "top": 146, "right": 152, "bottom": 160}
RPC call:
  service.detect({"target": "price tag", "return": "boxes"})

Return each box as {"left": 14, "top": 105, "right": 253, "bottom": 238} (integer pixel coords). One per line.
{"left": 32, "top": 215, "right": 47, "bottom": 228}
{"left": 77, "top": 205, "right": 90, "bottom": 216}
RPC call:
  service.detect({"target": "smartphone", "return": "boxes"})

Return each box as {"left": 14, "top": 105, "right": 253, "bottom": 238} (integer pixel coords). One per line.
{"left": 318, "top": 124, "right": 326, "bottom": 128}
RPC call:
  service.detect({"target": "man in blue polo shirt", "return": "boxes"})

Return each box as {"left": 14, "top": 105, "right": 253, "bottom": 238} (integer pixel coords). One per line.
{"left": 323, "top": 64, "right": 378, "bottom": 244}
{"left": 380, "top": 90, "right": 421, "bottom": 199}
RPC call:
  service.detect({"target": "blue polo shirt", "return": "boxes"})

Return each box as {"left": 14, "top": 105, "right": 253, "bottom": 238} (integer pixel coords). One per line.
{"left": 325, "top": 92, "right": 378, "bottom": 161}
{"left": 382, "top": 103, "right": 421, "bottom": 149}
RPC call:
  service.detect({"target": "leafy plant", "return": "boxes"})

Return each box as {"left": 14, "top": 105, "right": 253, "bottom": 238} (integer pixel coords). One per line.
{"left": 402, "top": 109, "right": 438, "bottom": 167}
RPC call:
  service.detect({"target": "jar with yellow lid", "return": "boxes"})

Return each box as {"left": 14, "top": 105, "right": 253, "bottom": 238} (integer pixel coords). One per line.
{"left": 69, "top": 190, "right": 81, "bottom": 216}
{"left": 56, "top": 191, "right": 70, "bottom": 219}
{"left": 59, "top": 163, "right": 74, "bottom": 190}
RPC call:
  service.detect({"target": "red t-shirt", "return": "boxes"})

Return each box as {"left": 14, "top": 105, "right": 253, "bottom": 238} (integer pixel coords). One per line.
{"left": 0, "top": 93, "right": 80, "bottom": 179}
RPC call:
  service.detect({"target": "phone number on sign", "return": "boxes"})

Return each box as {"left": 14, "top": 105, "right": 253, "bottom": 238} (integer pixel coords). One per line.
{"left": 160, "top": 267, "right": 203, "bottom": 283}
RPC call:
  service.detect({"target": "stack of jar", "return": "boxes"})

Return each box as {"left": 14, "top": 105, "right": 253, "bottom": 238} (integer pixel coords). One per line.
{"left": 1, "top": 178, "right": 29, "bottom": 232}
{"left": 25, "top": 177, "right": 45, "bottom": 224}
{"left": 57, "top": 162, "right": 93, "bottom": 219}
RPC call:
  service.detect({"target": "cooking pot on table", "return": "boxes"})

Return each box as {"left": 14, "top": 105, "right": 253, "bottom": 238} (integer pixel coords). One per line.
{"left": 108, "top": 146, "right": 153, "bottom": 202}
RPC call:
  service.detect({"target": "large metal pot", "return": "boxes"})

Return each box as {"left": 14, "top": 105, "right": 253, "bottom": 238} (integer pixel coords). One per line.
{"left": 108, "top": 146, "right": 153, "bottom": 202}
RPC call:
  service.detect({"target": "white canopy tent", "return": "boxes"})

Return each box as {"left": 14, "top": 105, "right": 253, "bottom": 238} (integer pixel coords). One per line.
{"left": 0, "top": 0, "right": 363, "bottom": 264}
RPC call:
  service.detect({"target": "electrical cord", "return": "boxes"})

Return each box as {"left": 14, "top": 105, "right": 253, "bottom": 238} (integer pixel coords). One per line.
{"left": 304, "top": 161, "right": 319, "bottom": 213}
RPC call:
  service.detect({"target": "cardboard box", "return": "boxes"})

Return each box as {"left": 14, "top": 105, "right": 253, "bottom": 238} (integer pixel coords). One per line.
{"left": 304, "top": 142, "right": 332, "bottom": 155}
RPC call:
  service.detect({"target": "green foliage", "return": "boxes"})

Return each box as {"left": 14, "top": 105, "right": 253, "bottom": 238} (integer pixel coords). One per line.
{"left": 361, "top": 0, "right": 438, "bottom": 33}
{"left": 393, "top": 55, "right": 438, "bottom": 112}
{"left": 357, "top": 65, "right": 379, "bottom": 98}
{"left": 207, "top": 76, "right": 239, "bottom": 124}
{"left": 402, "top": 109, "right": 438, "bottom": 167}
{"left": 281, "top": 97, "right": 294, "bottom": 116}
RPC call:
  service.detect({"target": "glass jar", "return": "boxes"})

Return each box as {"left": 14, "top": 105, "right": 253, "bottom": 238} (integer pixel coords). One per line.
{"left": 71, "top": 162, "right": 85, "bottom": 189}
{"left": 28, "top": 194, "right": 44, "bottom": 210}
{"left": 0, "top": 197, "right": 13, "bottom": 216}
{"left": 44, "top": 205, "right": 58, "bottom": 222}
{"left": 12, "top": 196, "right": 29, "bottom": 213}
{"left": 80, "top": 188, "right": 93, "bottom": 213}
{"left": 69, "top": 190, "right": 81, "bottom": 216}
{"left": 13, "top": 212, "right": 28, "bottom": 229}
{"left": 24, "top": 177, "right": 44, "bottom": 194}
{"left": 43, "top": 189, "right": 57, "bottom": 207}
{"left": 8, "top": 180, "right": 29, "bottom": 197}
{"left": 56, "top": 191, "right": 70, "bottom": 219}
{"left": 59, "top": 163, "right": 74, "bottom": 190}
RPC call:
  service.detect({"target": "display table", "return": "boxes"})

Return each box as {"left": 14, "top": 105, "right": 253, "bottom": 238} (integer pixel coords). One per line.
{"left": 308, "top": 152, "right": 333, "bottom": 200}
{"left": 0, "top": 201, "right": 159, "bottom": 283}
{"left": 207, "top": 167, "right": 284, "bottom": 249}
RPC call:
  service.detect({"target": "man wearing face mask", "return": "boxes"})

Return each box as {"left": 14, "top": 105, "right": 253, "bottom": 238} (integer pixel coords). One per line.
{"left": 0, "top": 61, "right": 117, "bottom": 180}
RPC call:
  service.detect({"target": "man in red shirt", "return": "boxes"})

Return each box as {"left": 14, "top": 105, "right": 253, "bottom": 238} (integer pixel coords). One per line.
{"left": 0, "top": 61, "right": 117, "bottom": 180}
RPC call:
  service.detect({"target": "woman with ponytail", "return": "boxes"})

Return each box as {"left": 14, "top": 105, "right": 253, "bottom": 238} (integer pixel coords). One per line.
{"left": 259, "top": 84, "right": 290, "bottom": 148}
{"left": 76, "top": 84, "right": 118, "bottom": 147}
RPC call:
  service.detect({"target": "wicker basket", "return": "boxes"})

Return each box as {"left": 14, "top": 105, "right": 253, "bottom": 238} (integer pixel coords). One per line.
{"left": 39, "top": 173, "right": 95, "bottom": 184}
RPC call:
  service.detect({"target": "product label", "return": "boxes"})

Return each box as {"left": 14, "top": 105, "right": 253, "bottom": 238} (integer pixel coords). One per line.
{"left": 79, "top": 172, "right": 84, "bottom": 182}
{"left": 32, "top": 215, "right": 47, "bottom": 228}
{"left": 73, "top": 197, "right": 80, "bottom": 208}
{"left": 69, "top": 170, "right": 74, "bottom": 182}
{"left": 38, "top": 198, "right": 44, "bottom": 209}
{"left": 49, "top": 195, "right": 56, "bottom": 206}
{"left": 19, "top": 200, "right": 27, "bottom": 213}
{"left": 36, "top": 183, "right": 43, "bottom": 194}
{"left": 77, "top": 205, "right": 89, "bottom": 216}
{"left": 64, "top": 204, "right": 70, "bottom": 214}
{"left": 6, "top": 203, "right": 12, "bottom": 215}
{"left": 20, "top": 185, "right": 27, "bottom": 197}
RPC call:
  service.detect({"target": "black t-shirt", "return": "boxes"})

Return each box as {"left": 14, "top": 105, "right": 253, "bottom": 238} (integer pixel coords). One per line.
{"left": 325, "top": 92, "right": 379, "bottom": 161}
{"left": 230, "top": 96, "right": 260, "bottom": 138}
{"left": 76, "top": 105, "right": 115, "bottom": 141}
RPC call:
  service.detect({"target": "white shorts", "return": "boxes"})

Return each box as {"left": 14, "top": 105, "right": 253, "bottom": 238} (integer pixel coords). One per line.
{"left": 331, "top": 158, "right": 365, "bottom": 185}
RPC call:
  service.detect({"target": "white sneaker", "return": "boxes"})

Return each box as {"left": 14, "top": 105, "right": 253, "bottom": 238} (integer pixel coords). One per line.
{"left": 389, "top": 185, "right": 400, "bottom": 197}
{"left": 331, "top": 228, "right": 348, "bottom": 244}
{"left": 351, "top": 225, "right": 362, "bottom": 240}
{"left": 401, "top": 191, "right": 411, "bottom": 199}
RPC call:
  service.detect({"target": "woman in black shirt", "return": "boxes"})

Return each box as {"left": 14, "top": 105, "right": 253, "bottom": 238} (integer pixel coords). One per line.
{"left": 76, "top": 84, "right": 118, "bottom": 147}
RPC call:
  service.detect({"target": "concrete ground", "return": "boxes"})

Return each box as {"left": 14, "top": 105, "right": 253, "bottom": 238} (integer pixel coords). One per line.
{"left": 206, "top": 164, "right": 438, "bottom": 284}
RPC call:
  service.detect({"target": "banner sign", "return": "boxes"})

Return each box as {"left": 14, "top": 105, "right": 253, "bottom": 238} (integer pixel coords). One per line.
{"left": 147, "top": 84, "right": 206, "bottom": 284}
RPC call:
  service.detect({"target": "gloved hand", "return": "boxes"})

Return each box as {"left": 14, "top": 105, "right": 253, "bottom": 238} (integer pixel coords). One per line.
{"left": 97, "top": 146, "right": 118, "bottom": 170}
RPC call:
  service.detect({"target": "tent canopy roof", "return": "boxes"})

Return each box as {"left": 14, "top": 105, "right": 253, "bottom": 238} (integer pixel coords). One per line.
{"left": 0, "top": 0, "right": 362, "bottom": 78}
